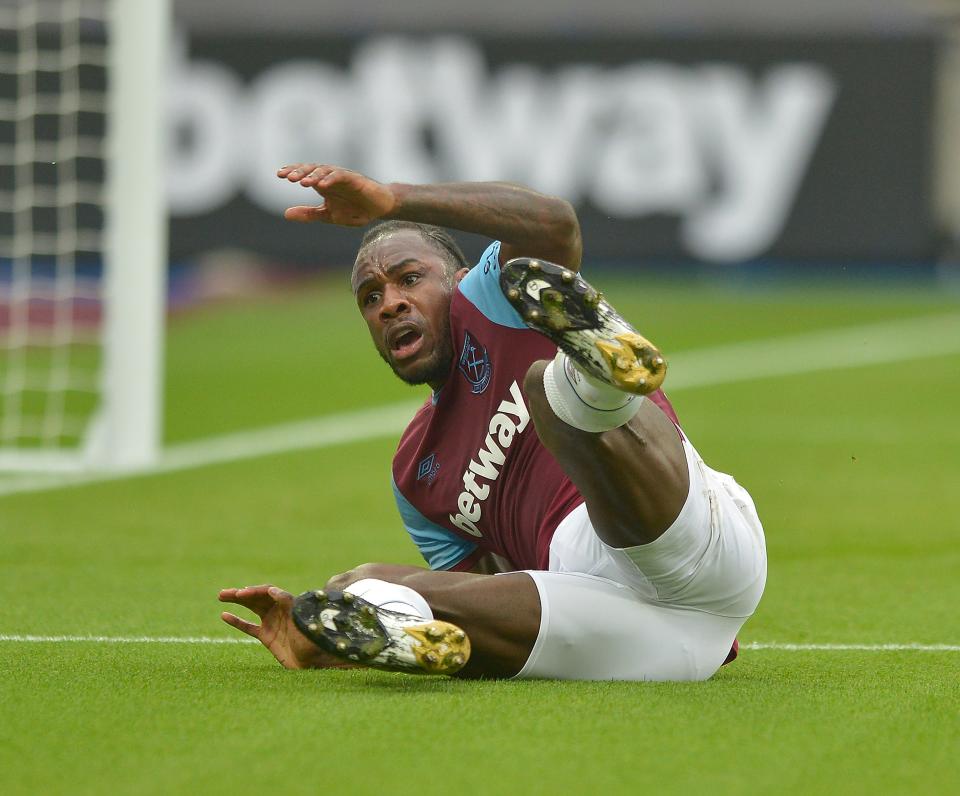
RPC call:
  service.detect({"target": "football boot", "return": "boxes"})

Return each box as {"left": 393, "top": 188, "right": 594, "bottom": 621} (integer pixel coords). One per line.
{"left": 292, "top": 589, "right": 470, "bottom": 675}
{"left": 500, "top": 257, "right": 666, "bottom": 395}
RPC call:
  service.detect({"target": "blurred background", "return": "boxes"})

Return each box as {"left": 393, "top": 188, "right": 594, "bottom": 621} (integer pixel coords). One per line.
{"left": 167, "top": 0, "right": 960, "bottom": 287}
{"left": 1, "top": 0, "right": 959, "bottom": 469}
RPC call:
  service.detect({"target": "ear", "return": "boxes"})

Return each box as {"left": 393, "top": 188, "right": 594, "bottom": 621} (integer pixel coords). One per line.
{"left": 453, "top": 267, "right": 470, "bottom": 284}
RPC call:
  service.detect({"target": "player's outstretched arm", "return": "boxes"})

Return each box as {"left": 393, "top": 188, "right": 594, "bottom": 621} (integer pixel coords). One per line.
{"left": 277, "top": 163, "right": 582, "bottom": 270}
{"left": 218, "top": 585, "right": 356, "bottom": 670}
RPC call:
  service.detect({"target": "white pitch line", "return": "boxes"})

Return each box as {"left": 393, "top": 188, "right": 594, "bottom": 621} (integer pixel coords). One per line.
{"left": 1, "top": 312, "right": 958, "bottom": 498}
{"left": 664, "top": 311, "right": 960, "bottom": 390}
{"left": 0, "top": 634, "right": 957, "bottom": 651}
{"left": 741, "top": 642, "right": 960, "bottom": 652}
{"left": 0, "top": 399, "right": 423, "bottom": 498}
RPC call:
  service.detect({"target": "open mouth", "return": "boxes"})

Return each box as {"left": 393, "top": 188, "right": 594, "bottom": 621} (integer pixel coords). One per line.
{"left": 389, "top": 327, "right": 425, "bottom": 361}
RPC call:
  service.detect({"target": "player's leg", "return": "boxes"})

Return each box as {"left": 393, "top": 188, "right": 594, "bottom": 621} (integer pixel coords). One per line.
{"left": 529, "top": 369, "right": 689, "bottom": 548}
{"left": 501, "top": 257, "right": 688, "bottom": 548}
{"left": 328, "top": 564, "right": 748, "bottom": 681}
{"left": 500, "top": 259, "right": 766, "bottom": 668}
{"left": 296, "top": 564, "right": 541, "bottom": 679}
{"left": 292, "top": 562, "right": 745, "bottom": 681}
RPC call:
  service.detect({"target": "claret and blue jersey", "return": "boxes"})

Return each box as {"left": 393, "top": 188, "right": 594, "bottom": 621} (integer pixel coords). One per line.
{"left": 391, "top": 242, "right": 679, "bottom": 572}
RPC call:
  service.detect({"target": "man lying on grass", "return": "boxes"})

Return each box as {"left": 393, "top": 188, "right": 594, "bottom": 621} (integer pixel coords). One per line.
{"left": 219, "top": 163, "right": 767, "bottom": 680}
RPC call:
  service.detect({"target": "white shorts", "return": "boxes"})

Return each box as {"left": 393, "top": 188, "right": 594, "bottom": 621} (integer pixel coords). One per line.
{"left": 515, "top": 436, "right": 767, "bottom": 681}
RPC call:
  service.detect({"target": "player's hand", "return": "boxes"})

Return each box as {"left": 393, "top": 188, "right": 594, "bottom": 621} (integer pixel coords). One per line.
{"left": 277, "top": 163, "right": 396, "bottom": 226}
{"left": 218, "top": 584, "right": 352, "bottom": 670}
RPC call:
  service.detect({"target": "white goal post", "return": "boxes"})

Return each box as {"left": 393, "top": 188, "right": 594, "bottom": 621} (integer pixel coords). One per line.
{"left": 0, "top": 0, "right": 169, "bottom": 472}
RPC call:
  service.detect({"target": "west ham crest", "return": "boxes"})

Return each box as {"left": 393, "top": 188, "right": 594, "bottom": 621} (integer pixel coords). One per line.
{"left": 458, "top": 331, "right": 492, "bottom": 394}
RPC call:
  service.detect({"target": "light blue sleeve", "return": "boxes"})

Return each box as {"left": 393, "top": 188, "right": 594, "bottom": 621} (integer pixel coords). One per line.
{"left": 392, "top": 477, "right": 477, "bottom": 571}
{"left": 457, "top": 241, "right": 527, "bottom": 329}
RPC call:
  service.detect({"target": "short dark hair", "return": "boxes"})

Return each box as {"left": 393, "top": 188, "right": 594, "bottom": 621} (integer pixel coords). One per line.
{"left": 355, "top": 221, "right": 469, "bottom": 275}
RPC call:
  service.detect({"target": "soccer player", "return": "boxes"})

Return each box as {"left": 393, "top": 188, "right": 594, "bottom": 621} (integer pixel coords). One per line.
{"left": 218, "top": 164, "right": 767, "bottom": 680}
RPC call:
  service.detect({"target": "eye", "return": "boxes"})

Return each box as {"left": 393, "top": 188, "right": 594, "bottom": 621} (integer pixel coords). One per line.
{"left": 362, "top": 290, "right": 381, "bottom": 307}
{"left": 402, "top": 272, "right": 421, "bottom": 287}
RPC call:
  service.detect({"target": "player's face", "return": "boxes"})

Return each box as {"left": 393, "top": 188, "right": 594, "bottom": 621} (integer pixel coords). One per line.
{"left": 352, "top": 231, "right": 468, "bottom": 389}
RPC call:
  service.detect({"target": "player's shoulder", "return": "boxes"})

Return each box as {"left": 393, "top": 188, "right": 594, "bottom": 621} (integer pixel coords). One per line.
{"left": 456, "top": 241, "right": 526, "bottom": 329}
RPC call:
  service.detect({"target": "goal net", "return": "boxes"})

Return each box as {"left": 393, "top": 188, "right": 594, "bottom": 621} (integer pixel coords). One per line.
{"left": 0, "top": 0, "right": 168, "bottom": 472}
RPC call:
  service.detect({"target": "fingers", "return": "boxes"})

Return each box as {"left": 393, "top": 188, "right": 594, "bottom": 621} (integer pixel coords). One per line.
{"left": 277, "top": 163, "right": 334, "bottom": 187}
{"left": 221, "top": 611, "right": 261, "bottom": 639}
{"left": 277, "top": 163, "right": 359, "bottom": 190}
{"left": 218, "top": 585, "right": 267, "bottom": 604}
{"left": 218, "top": 584, "right": 290, "bottom": 618}
{"left": 219, "top": 584, "right": 273, "bottom": 601}
{"left": 277, "top": 163, "right": 323, "bottom": 181}
{"left": 283, "top": 204, "right": 330, "bottom": 223}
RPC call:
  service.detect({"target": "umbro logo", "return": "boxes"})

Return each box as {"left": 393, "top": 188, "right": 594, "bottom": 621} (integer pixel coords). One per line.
{"left": 458, "top": 330, "right": 491, "bottom": 394}
{"left": 417, "top": 453, "right": 441, "bottom": 485}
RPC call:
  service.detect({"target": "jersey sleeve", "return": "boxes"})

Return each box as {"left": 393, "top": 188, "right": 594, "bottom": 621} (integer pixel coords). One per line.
{"left": 457, "top": 241, "right": 527, "bottom": 329}
{"left": 392, "top": 477, "right": 478, "bottom": 571}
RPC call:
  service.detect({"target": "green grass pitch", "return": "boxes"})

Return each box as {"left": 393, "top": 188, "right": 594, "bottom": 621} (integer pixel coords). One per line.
{"left": 2, "top": 273, "right": 959, "bottom": 794}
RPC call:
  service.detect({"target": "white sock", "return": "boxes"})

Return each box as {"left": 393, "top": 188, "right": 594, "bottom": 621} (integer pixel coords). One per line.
{"left": 542, "top": 350, "right": 643, "bottom": 433}
{"left": 343, "top": 578, "right": 434, "bottom": 619}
